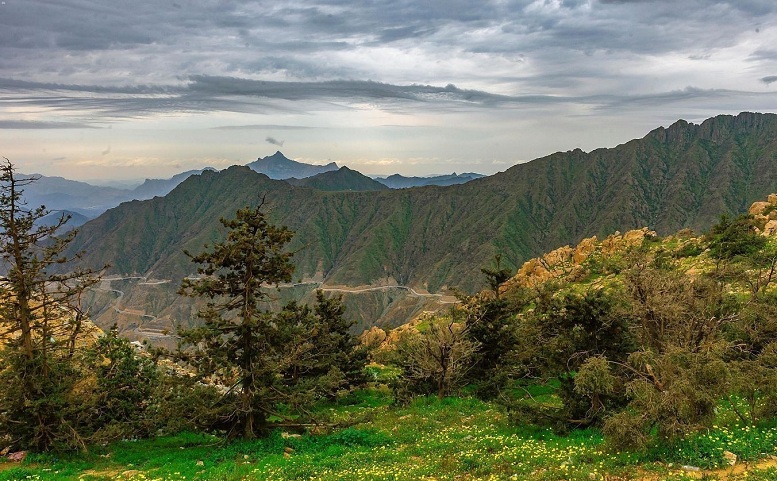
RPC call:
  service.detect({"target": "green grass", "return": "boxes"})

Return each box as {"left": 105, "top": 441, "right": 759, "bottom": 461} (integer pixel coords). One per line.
{"left": 363, "top": 363, "right": 402, "bottom": 383}
{"left": 2, "top": 393, "right": 777, "bottom": 481}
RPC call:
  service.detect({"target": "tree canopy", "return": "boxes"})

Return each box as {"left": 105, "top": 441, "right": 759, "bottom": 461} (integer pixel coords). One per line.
{"left": 178, "top": 201, "right": 363, "bottom": 438}
{"left": 0, "top": 158, "right": 100, "bottom": 451}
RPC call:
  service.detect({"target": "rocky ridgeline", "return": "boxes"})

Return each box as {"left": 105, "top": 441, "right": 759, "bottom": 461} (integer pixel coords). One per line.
{"left": 501, "top": 227, "right": 655, "bottom": 291}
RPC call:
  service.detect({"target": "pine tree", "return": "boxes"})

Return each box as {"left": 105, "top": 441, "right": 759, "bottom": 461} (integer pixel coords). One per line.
{"left": 0, "top": 158, "right": 99, "bottom": 451}
{"left": 178, "top": 201, "right": 363, "bottom": 438}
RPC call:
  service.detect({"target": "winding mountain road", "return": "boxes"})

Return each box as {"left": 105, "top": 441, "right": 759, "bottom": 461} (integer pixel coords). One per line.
{"left": 94, "top": 277, "right": 458, "bottom": 341}
{"left": 95, "top": 277, "right": 173, "bottom": 338}
{"left": 288, "top": 281, "right": 459, "bottom": 304}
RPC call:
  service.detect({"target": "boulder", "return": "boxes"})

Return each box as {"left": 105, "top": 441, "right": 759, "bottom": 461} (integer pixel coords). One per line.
{"left": 7, "top": 451, "right": 26, "bottom": 462}
{"left": 750, "top": 201, "right": 771, "bottom": 216}
{"left": 763, "top": 220, "right": 777, "bottom": 236}
{"left": 573, "top": 236, "right": 598, "bottom": 264}
{"left": 723, "top": 450, "right": 737, "bottom": 466}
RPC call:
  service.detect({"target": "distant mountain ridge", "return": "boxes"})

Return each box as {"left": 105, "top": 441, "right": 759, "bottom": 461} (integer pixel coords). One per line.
{"left": 130, "top": 168, "right": 216, "bottom": 200}
{"left": 21, "top": 168, "right": 215, "bottom": 218}
{"left": 21, "top": 175, "right": 130, "bottom": 218}
{"left": 286, "top": 166, "right": 389, "bottom": 191}
{"left": 21, "top": 154, "right": 484, "bottom": 217}
{"left": 375, "top": 172, "right": 485, "bottom": 188}
{"left": 36, "top": 210, "right": 90, "bottom": 231}
{"left": 248, "top": 151, "right": 486, "bottom": 188}
{"left": 246, "top": 151, "right": 338, "bottom": 179}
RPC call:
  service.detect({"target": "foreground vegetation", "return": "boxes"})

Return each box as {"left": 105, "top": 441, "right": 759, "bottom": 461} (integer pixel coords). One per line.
{"left": 2, "top": 393, "right": 777, "bottom": 480}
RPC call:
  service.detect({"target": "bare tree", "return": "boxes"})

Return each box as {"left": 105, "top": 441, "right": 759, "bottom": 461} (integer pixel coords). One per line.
{"left": 397, "top": 312, "right": 479, "bottom": 398}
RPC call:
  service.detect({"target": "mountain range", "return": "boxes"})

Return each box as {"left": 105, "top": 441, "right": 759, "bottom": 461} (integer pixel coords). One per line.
{"left": 21, "top": 168, "right": 214, "bottom": 219}
{"left": 26, "top": 152, "right": 485, "bottom": 218}
{"left": 246, "top": 151, "right": 339, "bottom": 179}
{"left": 59, "top": 111, "right": 777, "bottom": 337}
{"left": 375, "top": 172, "right": 485, "bottom": 188}
{"left": 251, "top": 152, "right": 486, "bottom": 189}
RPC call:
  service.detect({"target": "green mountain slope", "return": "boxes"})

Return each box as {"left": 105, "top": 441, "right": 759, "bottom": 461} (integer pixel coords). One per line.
{"left": 68, "top": 112, "right": 777, "bottom": 294}
{"left": 286, "top": 166, "right": 389, "bottom": 191}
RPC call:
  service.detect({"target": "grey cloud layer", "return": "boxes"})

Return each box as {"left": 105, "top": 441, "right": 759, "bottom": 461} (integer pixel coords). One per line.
{"left": 1, "top": 75, "right": 771, "bottom": 124}
{"left": 2, "top": 0, "right": 776, "bottom": 88}
{"left": 0, "top": 76, "right": 563, "bottom": 119}
{"left": 0, "top": 120, "right": 100, "bottom": 129}
{"left": 1, "top": 0, "right": 777, "bottom": 149}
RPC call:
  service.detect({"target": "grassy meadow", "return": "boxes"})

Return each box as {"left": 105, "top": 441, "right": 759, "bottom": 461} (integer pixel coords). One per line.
{"left": 2, "top": 391, "right": 776, "bottom": 481}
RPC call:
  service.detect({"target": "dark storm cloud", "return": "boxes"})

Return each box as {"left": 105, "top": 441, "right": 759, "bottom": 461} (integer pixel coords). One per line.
{"left": 0, "top": 78, "right": 175, "bottom": 95}
{"left": 750, "top": 50, "right": 777, "bottom": 62}
{"left": 591, "top": 87, "right": 753, "bottom": 110}
{"left": 184, "top": 76, "right": 533, "bottom": 104}
{"left": 0, "top": 1, "right": 243, "bottom": 51}
{"left": 3, "top": 73, "right": 772, "bottom": 125}
{"left": 762, "top": 76, "right": 777, "bottom": 85}
{"left": 265, "top": 137, "right": 284, "bottom": 147}
{"left": 376, "top": 26, "right": 438, "bottom": 43}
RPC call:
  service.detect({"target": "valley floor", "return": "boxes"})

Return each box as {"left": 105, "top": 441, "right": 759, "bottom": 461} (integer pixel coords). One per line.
{"left": 2, "top": 394, "right": 777, "bottom": 481}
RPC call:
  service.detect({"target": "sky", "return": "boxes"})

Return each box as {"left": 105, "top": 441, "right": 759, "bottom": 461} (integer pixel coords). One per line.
{"left": 1, "top": 0, "right": 777, "bottom": 183}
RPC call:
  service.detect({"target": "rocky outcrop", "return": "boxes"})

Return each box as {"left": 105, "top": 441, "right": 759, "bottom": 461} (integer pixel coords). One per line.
{"left": 503, "top": 227, "right": 655, "bottom": 290}
{"left": 749, "top": 193, "right": 777, "bottom": 236}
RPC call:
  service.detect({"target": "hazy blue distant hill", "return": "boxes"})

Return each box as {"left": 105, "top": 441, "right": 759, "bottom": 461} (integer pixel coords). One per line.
{"left": 375, "top": 172, "right": 485, "bottom": 188}
{"left": 247, "top": 151, "right": 338, "bottom": 179}
{"left": 36, "top": 209, "right": 90, "bottom": 231}
{"left": 286, "top": 166, "right": 389, "bottom": 191}
{"left": 20, "top": 170, "right": 214, "bottom": 218}
{"left": 21, "top": 175, "right": 130, "bottom": 218}
{"left": 130, "top": 168, "right": 216, "bottom": 199}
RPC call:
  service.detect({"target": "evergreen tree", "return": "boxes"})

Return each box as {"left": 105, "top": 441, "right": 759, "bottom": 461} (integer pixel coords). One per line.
{"left": 707, "top": 214, "right": 766, "bottom": 261}
{"left": 178, "top": 201, "right": 363, "bottom": 438}
{"left": 480, "top": 254, "right": 512, "bottom": 298}
{"left": 80, "top": 326, "right": 159, "bottom": 443}
{"left": 0, "top": 158, "right": 99, "bottom": 451}
{"left": 464, "top": 255, "right": 521, "bottom": 398}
